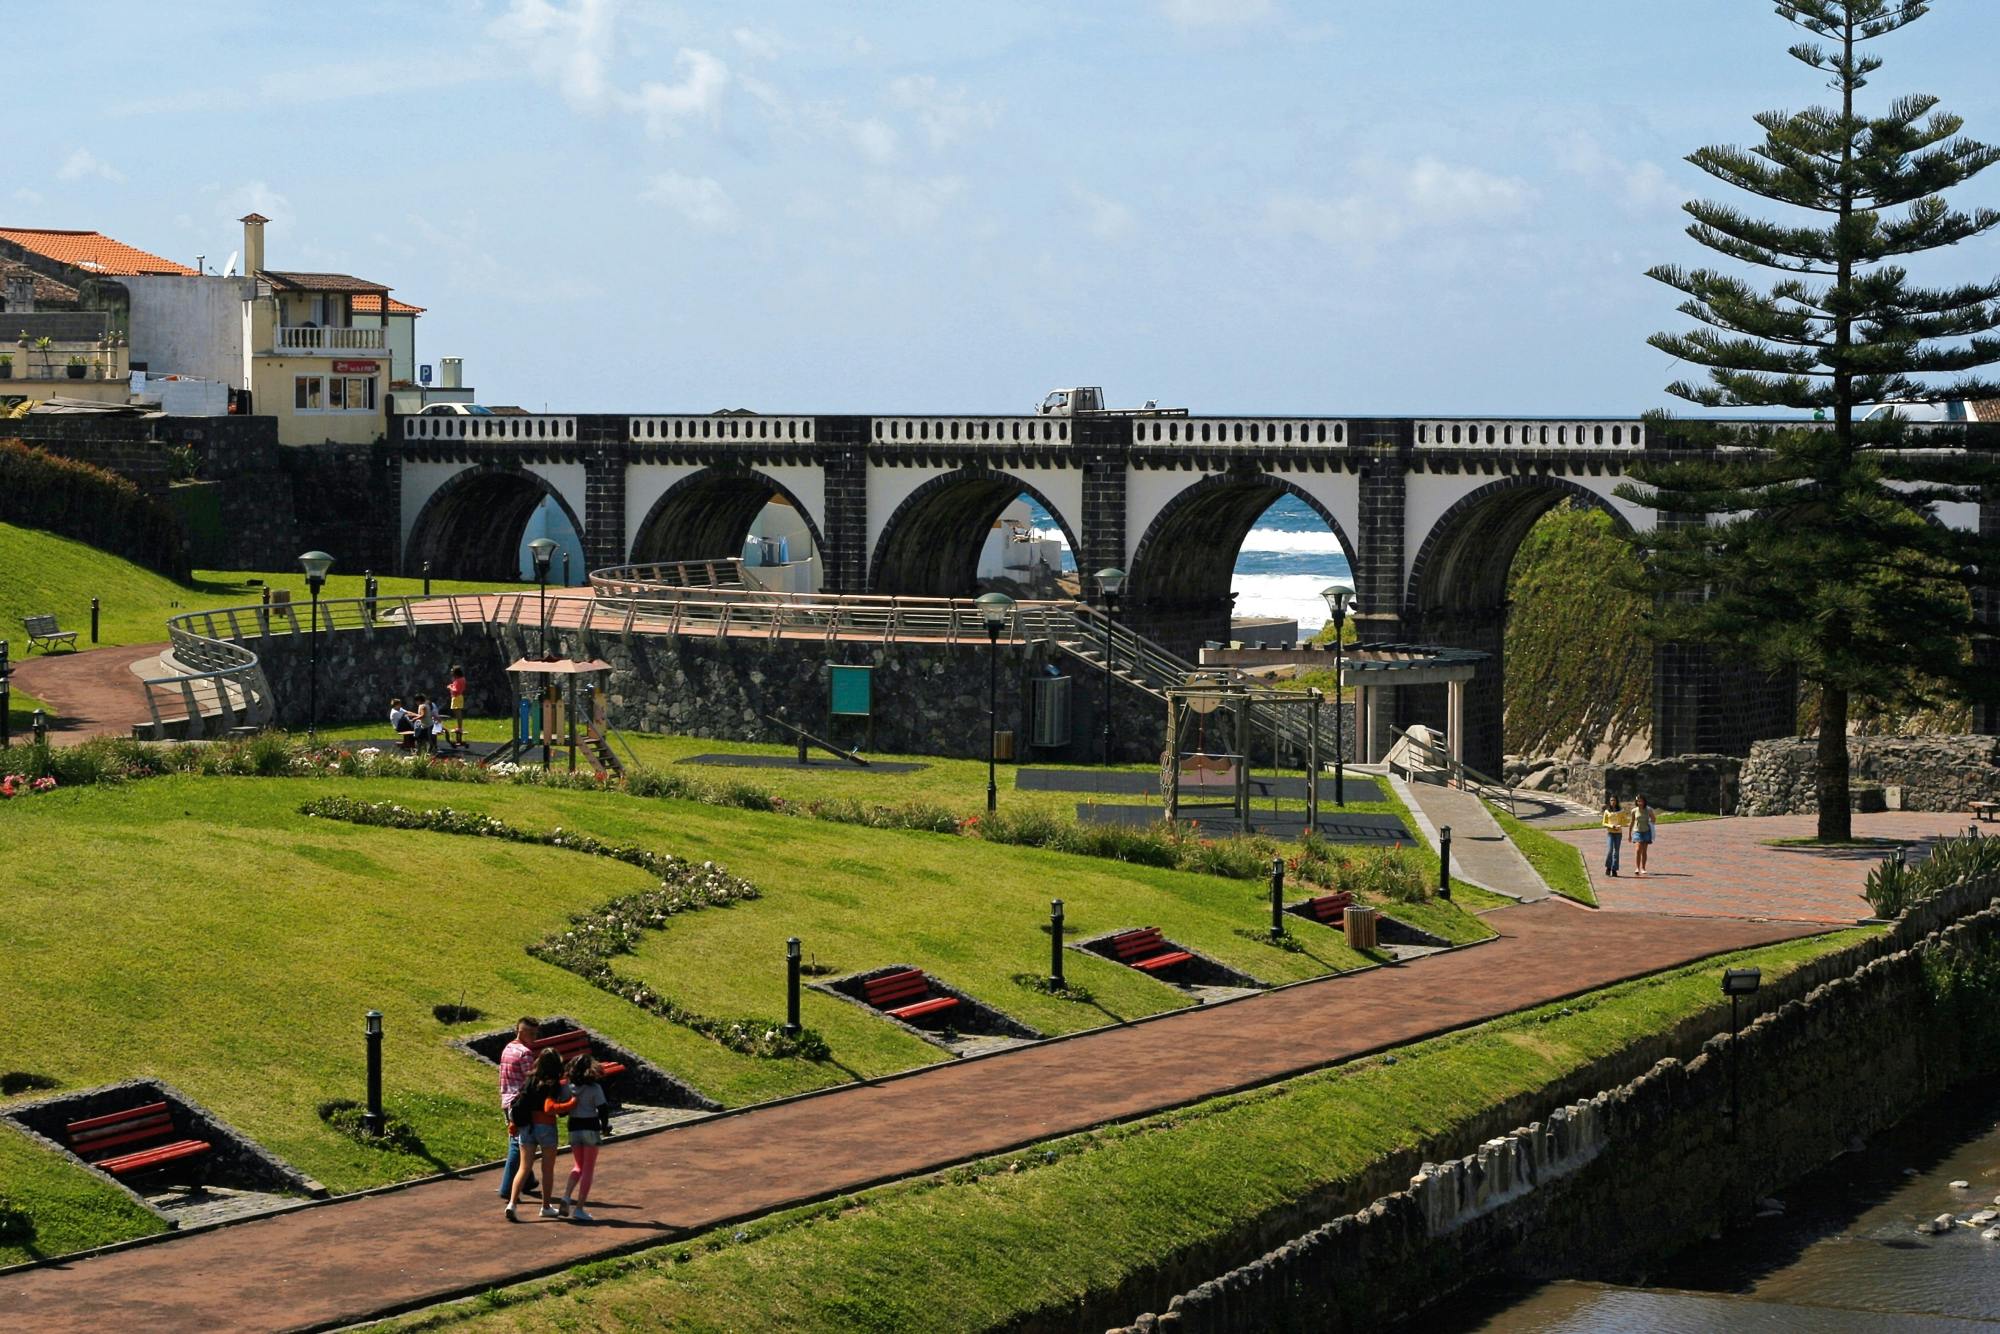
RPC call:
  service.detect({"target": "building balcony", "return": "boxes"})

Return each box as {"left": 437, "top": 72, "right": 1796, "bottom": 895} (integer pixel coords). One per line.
{"left": 273, "top": 324, "right": 386, "bottom": 353}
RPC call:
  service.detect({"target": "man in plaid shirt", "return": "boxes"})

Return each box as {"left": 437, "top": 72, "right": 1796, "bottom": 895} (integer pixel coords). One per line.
{"left": 497, "top": 1017, "right": 540, "bottom": 1198}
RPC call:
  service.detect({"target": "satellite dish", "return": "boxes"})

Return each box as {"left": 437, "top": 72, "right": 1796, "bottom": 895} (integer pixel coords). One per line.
{"left": 222, "top": 250, "right": 239, "bottom": 277}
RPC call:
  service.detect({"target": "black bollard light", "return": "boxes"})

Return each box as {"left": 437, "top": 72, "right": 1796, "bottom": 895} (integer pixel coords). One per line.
{"left": 785, "top": 937, "right": 802, "bottom": 1037}
{"left": 0, "top": 639, "right": 10, "bottom": 749}
{"left": 1722, "top": 967, "right": 1761, "bottom": 1141}
{"left": 362, "top": 1009, "right": 385, "bottom": 1136}
{"left": 1270, "top": 857, "right": 1286, "bottom": 939}
{"left": 31, "top": 708, "right": 47, "bottom": 747}
{"left": 1050, "top": 898, "right": 1065, "bottom": 988}
{"left": 1439, "top": 825, "right": 1453, "bottom": 901}
{"left": 423, "top": 560, "right": 432, "bottom": 597}
{"left": 90, "top": 596, "right": 100, "bottom": 644}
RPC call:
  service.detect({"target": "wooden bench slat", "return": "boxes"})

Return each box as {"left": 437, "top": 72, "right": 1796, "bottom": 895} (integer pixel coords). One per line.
{"left": 66, "top": 1101, "right": 170, "bottom": 1135}
{"left": 1131, "top": 951, "right": 1195, "bottom": 972}
{"left": 99, "top": 1140, "right": 212, "bottom": 1176}
{"left": 73, "top": 1117, "right": 178, "bottom": 1155}
{"left": 886, "top": 996, "right": 960, "bottom": 1021}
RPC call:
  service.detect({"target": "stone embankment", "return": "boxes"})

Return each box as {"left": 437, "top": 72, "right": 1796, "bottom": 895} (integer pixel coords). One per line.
{"left": 1105, "top": 873, "right": 2000, "bottom": 1333}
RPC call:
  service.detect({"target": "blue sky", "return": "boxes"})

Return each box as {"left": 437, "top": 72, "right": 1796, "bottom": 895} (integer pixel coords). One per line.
{"left": 18, "top": 0, "right": 1999, "bottom": 414}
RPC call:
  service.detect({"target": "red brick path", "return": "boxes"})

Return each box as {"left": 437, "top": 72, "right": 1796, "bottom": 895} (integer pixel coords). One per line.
{"left": 0, "top": 902, "right": 1826, "bottom": 1332}
{"left": 8, "top": 643, "right": 164, "bottom": 746}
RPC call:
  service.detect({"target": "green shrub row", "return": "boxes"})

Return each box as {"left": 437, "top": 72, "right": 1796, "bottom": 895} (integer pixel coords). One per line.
{"left": 0, "top": 439, "right": 189, "bottom": 578}
{"left": 298, "top": 796, "right": 829, "bottom": 1061}
{"left": 1865, "top": 833, "right": 2000, "bottom": 918}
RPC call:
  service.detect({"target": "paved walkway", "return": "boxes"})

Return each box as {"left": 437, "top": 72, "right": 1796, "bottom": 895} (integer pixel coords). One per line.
{"left": 8, "top": 643, "right": 163, "bottom": 746}
{"left": 1553, "top": 812, "right": 1979, "bottom": 923}
{"left": 2, "top": 903, "right": 1824, "bottom": 1333}
{"left": 1400, "top": 779, "right": 1551, "bottom": 901}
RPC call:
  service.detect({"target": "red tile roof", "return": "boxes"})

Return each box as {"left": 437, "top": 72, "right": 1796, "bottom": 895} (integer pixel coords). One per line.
{"left": 0, "top": 258, "right": 80, "bottom": 305}
{"left": 0, "top": 228, "right": 196, "bottom": 276}
{"left": 1971, "top": 400, "right": 2000, "bottom": 424}
{"left": 352, "top": 293, "right": 424, "bottom": 316}
{"left": 259, "top": 270, "right": 389, "bottom": 294}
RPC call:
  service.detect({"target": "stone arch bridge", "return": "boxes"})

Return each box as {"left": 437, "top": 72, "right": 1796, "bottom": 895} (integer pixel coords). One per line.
{"left": 391, "top": 410, "right": 1995, "bottom": 772}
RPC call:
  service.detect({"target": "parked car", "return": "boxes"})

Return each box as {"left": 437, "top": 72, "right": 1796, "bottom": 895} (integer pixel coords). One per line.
{"left": 418, "top": 403, "right": 493, "bottom": 416}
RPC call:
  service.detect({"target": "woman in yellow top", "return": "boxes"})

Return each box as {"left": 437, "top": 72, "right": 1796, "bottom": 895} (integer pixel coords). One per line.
{"left": 1601, "top": 797, "right": 1632, "bottom": 877}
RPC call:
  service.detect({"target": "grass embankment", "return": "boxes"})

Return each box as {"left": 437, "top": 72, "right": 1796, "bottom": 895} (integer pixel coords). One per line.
{"left": 0, "top": 773, "right": 1419, "bottom": 1264}
{"left": 385, "top": 928, "right": 1868, "bottom": 1333}
{"left": 0, "top": 521, "right": 500, "bottom": 651}
{"left": 1487, "top": 801, "right": 1597, "bottom": 907}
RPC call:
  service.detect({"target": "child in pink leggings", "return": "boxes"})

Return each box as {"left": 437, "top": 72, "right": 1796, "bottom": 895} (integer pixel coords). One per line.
{"left": 562, "top": 1054, "right": 609, "bottom": 1222}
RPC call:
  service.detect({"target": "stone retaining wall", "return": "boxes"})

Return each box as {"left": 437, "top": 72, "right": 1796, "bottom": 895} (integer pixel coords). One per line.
{"left": 1567, "top": 735, "right": 2000, "bottom": 816}
{"left": 1104, "top": 879, "right": 2000, "bottom": 1332}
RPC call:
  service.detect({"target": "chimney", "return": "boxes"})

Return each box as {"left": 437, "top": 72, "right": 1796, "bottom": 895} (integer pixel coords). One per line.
{"left": 2, "top": 274, "right": 33, "bottom": 314}
{"left": 239, "top": 212, "right": 269, "bottom": 277}
{"left": 441, "top": 357, "right": 463, "bottom": 389}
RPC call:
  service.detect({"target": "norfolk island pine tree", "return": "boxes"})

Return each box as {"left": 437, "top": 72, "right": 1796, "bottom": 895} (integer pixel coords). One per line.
{"left": 1617, "top": 0, "right": 2000, "bottom": 840}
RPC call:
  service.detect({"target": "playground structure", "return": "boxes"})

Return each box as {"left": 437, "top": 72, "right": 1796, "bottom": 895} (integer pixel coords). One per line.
{"left": 1162, "top": 676, "right": 1326, "bottom": 829}
{"left": 486, "top": 655, "right": 634, "bottom": 776}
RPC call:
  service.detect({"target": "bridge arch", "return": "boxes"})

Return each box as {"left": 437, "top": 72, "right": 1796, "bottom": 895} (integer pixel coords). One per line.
{"left": 403, "top": 464, "right": 586, "bottom": 582}
{"left": 1126, "top": 471, "right": 1358, "bottom": 651}
{"left": 1401, "top": 475, "right": 1637, "bottom": 774}
{"left": 869, "top": 467, "right": 1083, "bottom": 598}
{"left": 628, "top": 466, "right": 827, "bottom": 570}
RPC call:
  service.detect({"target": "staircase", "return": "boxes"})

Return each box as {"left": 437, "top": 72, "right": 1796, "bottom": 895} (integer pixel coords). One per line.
{"left": 1048, "top": 607, "right": 1325, "bottom": 764}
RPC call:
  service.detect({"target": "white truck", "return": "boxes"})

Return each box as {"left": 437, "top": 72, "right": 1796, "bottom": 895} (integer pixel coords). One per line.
{"left": 1035, "top": 387, "right": 1187, "bottom": 418}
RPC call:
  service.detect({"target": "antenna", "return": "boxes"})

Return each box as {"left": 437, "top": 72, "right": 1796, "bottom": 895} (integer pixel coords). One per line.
{"left": 222, "top": 250, "right": 238, "bottom": 277}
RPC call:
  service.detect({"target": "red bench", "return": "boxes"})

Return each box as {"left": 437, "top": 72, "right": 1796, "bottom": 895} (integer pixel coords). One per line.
{"left": 531, "top": 1028, "right": 627, "bottom": 1080}
{"left": 1296, "top": 892, "right": 1356, "bottom": 924}
{"left": 861, "top": 969, "right": 961, "bottom": 1023}
{"left": 66, "top": 1102, "right": 212, "bottom": 1178}
{"left": 1107, "top": 927, "right": 1195, "bottom": 974}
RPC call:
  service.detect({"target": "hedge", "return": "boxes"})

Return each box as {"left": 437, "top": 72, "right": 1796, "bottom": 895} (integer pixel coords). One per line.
{"left": 0, "top": 439, "right": 189, "bottom": 577}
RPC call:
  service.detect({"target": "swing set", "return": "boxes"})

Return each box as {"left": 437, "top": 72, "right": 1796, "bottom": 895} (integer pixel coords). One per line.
{"left": 1162, "top": 675, "right": 1326, "bottom": 830}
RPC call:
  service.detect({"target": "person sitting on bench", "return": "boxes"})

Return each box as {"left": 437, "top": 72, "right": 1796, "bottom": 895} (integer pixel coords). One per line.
{"left": 390, "top": 697, "right": 416, "bottom": 749}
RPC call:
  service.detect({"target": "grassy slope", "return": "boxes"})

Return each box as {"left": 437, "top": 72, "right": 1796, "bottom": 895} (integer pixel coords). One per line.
{"left": 1488, "top": 801, "right": 1597, "bottom": 907}
{"left": 0, "top": 521, "right": 497, "bottom": 651}
{"left": 0, "top": 773, "right": 1393, "bottom": 1264}
{"left": 386, "top": 928, "right": 1866, "bottom": 1334}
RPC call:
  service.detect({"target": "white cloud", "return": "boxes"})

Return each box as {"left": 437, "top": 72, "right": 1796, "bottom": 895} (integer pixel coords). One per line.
{"left": 848, "top": 117, "right": 899, "bottom": 165}
{"left": 1556, "top": 132, "right": 1683, "bottom": 215}
{"left": 13, "top": 188, "right": 46, "bottom": 207}
{"left": 641, "top": 172, "right": 736, "bottom": 229}
{"left": 864, "top": 175, "right": 965, "bottom": 231}
{"left": 489, "top": 0, "right": 620, "bottom": 111}
{"left": 889, "top": 75, "right": 998, "bottom": 151}
{"left": 628, "top": 49, "right": 730, "bottom": 138}
{"left": 1264, "top": 158, "right": 1533, "bottom": 251}
{"left": 1161, "top": 0, "right": 1273, "bottom": 28}
{"left": 1075, "top": 187, "right": 1135, "bottom": 242}
{"left": 731, "top": 27, "right": 780, "bottom": 62}
{"left": 216, "top": 181, "right": 293, "bottom": 229}
{"left": 58, "top": 149, "right": 124, "bottom": 183}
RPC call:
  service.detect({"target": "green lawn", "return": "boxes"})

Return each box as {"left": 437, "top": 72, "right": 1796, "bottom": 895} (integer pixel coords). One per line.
{"left": 0, "top": 771, "right": 1415, "bottom": 1264}
{"left": 1487, "top": 801, "right": 1598, "bottom": 907}
{"left": 0, "top": 521, "right": 500, "bottom": 652}
{"left": 384, "top": 928, "right": 1868, "bottom": 1334}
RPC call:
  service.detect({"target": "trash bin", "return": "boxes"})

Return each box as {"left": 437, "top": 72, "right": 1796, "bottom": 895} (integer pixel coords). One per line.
{"left": 994, "top": 729, "right": 1016, "bottom": 761}
{"left": 1343, "top": 905, "right": 1378, "bottom": 952}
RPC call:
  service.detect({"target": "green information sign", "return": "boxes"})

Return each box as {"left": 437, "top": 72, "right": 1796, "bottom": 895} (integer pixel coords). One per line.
{"left": 828, "top": 664, "right": 873, "bottom": 717}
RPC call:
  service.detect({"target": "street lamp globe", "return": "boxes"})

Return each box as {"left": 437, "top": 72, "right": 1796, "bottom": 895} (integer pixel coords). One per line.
{"left": 299, "top": 550, "right": 335, "bottom": 589}
{"left": 1095, "top": 567, "right": 1126, "bottom": 601}
{"left": 1320, "top": 581, "right": 1355, "bottom": 627}
{"left": 976, "top": 590, "right": 1015, "bottom": 633}
{"left": 527, "top": 537, "right": 559, "bottom": 579}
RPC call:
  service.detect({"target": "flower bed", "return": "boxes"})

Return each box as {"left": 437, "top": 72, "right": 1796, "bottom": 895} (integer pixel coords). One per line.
{"left": 299, "top": 797, "right": 829, "bottom": 1061}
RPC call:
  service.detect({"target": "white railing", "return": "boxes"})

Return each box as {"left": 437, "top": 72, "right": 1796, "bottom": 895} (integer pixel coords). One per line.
{"left": 274, "top": 325, "right": 386, "bottom": 352}
{"left": 1130, "top": 418, "right": 1349, "bottom": 447}
{"left": 871, "top": 417, "right": 1070, "bottom": 445}
{"left": 593, "top": 558, "right": 746, "bottom": 593}
{"left": 401, "top": 415, "right": 578, "bottom": 442}
{"left": 1415, "top": 419, "right": 1645, "bottom": 449}
{"left": 629, "top": 415, "right": 816, "bottom": 445}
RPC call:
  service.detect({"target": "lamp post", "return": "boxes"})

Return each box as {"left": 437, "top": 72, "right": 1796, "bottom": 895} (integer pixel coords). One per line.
{"left": 785, "top": 937, "right": 802, "bottom": 1038}
{"left": 977, "top": 591, "right": 1015, "bottom": 814}
{"left": 1722, "top": 967, "right": 1761, "bottom": 1140}
{"left": 1321, "top": 582, "right": 1355, "bottom": 807}
{"left": 299, "top": 551, "right": 334, "bottom": 740}
{"left": 362, "top": 1009, "right": 385, "bottom": 1136}
{"left": 1095, "top": 567, "right": 1126, "bottom": 765}
{"left": 1050, "top": 898, "right": 1065, "bottom": 989}
{"left": 527, "top": 538, "right": 559, "bottom": 772}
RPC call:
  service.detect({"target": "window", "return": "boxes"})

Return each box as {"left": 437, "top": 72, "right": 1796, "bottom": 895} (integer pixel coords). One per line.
{"left": 292, "top": 374, "right": 376, "bottom": 412}
{"left": 295, "top": 375, "right": 322, "bottom": 410}
{"left": 326, "top": 377, "right": 345, "bottom": 410}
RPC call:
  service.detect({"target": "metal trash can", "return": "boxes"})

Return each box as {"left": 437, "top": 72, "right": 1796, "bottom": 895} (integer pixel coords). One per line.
{"left": 1343, "top": 905, "right": 1379, "bottom": 952}
{"left": 994, "top": 729, "right": 1016, "bottom": 762}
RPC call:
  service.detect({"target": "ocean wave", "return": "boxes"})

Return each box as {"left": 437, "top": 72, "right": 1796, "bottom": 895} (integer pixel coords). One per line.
{"left": 1239, "top": 527, "right": 1349, "bottom": 555}
{"left": 1231, "top": 573, "right": 1354, "bottom": 631}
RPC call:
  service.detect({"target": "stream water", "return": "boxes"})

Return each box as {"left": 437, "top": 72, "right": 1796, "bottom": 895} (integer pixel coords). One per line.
{"left": 1444, "top": 1081, "right": 2000, "bottom": 1329}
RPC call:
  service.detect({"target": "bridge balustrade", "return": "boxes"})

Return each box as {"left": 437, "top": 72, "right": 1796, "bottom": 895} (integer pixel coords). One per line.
{"left": 871, "top": 417, "right": 1070, "bottom": 445}
{"left": 629, "top": 415, "right": 817, "bottom": 444}
{"left": 401, "top": 415, "right": 579, "bottom": 442}
{"left": 1414, "top": 419, "right": 1645, "bottom": 448}
{"left": 1129, "top": 418, "right": 1349, "bottom": 446}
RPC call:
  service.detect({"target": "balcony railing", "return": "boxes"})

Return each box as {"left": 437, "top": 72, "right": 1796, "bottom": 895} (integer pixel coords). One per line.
{"left": 274, "top": 325, "right": 386, "bottom": 353}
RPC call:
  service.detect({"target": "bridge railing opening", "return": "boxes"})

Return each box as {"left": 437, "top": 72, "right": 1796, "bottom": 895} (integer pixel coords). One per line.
{"left": 401, "top": 415, "right": 579, "bottom": 442}
{"left": 629, "top": 415, "right": 817, "bottom": 443}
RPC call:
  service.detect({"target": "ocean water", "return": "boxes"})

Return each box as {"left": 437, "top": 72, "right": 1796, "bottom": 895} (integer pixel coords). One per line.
{"left": 1025, "top": 493, "right": 1351, "bottom": 631}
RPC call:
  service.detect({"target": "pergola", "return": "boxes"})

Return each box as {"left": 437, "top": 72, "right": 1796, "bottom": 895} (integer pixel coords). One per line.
{"left": 1339, "top": 644, "right": 1487, "bottom": 766}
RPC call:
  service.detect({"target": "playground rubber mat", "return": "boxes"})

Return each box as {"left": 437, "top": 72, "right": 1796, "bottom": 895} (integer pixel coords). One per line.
{"left": 679, "top": 753, "right": 930, "bottom": 773}
{"left": 1075, "top": 804, "right": 1411, "bottom": 845}
{"left": 1019, "top": 768, "right": 1382, "bottom": 803}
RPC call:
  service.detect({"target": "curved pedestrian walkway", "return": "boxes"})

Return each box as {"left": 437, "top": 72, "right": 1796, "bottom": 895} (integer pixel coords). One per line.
{"left": 7, "top": 643, "right": 163, "bottom": 746}
{"left": 1397, "top": 777, "right": 1551, "bottom": 901}
{"left": 2, "top": 902, "right": 1825, "bottom": 1333}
